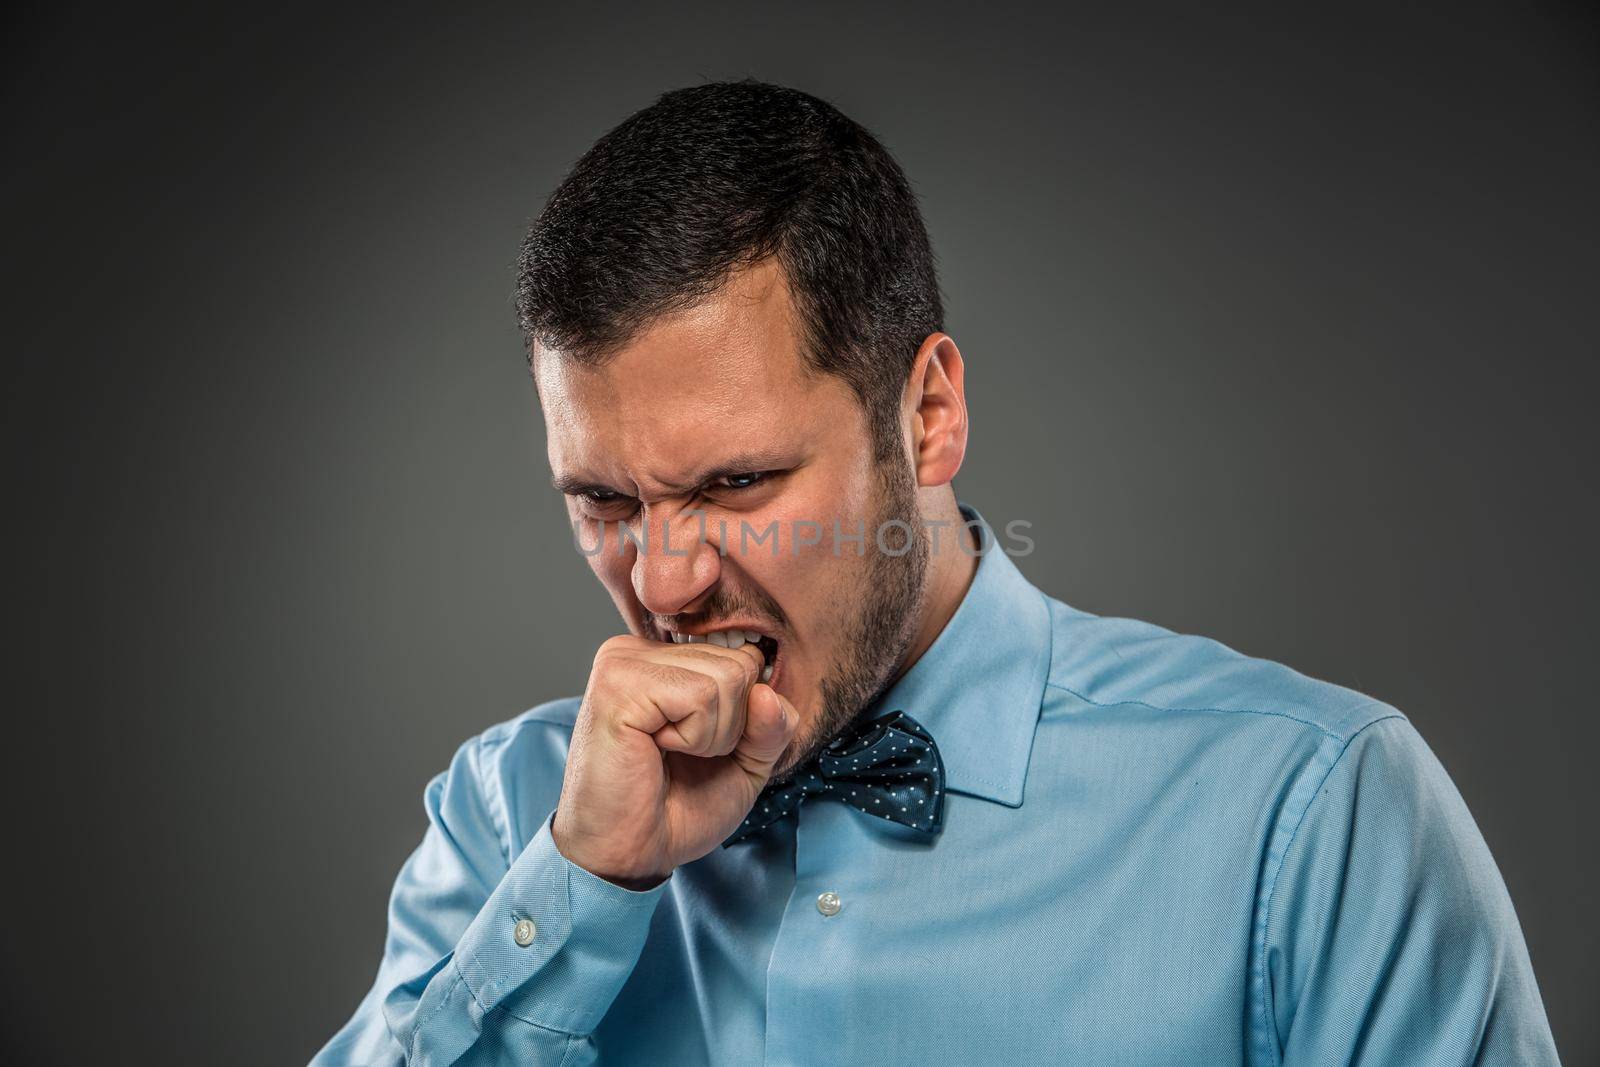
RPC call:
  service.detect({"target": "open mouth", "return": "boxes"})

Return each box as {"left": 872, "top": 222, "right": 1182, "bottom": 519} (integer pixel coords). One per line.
{"left": 666, "top": 628, "right": 781, "bottom": 684}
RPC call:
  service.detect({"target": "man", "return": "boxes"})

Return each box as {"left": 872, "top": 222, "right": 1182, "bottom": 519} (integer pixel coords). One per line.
{"left": 314, "top": 80, "right": 1559, "bottom": 1065}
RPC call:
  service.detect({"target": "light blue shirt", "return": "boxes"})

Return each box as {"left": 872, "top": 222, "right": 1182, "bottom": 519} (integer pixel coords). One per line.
{"left": 315, "top": 511, "right": 1558, "bottom": 1065}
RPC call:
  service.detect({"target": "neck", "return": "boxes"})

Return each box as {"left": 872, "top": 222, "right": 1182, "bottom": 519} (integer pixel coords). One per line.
{"left": 893, "top": 493, "right": 979, "bottom": 685}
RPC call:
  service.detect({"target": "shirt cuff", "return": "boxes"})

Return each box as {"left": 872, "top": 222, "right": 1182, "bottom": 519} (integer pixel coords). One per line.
{"left": 452, "top": 810, "right": 668, "bottom": 1035}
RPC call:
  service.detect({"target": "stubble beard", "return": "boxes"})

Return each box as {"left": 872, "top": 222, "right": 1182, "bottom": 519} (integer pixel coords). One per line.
{"left": 770, "top": 453, "right": 930, "bottom": 782}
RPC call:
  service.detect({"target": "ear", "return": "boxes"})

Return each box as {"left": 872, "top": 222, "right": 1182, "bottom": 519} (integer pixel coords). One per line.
{"left": 904, "top": 332, "right": 968, "bottom": 488}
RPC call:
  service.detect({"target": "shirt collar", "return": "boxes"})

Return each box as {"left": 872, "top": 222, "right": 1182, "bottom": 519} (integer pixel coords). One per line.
{"left": 861, "top": 504, "right": 1053, "bottom": 808}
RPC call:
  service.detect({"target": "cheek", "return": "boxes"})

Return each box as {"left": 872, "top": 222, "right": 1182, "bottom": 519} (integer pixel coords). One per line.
{"left": 749, "top": 459, "right": 878, "bottom": 561}
{"left": 578, "top": 526, "right": 640, "bottom": 607}
{"left": 589, "top": 552, "right": 627, "bottom": 589}
{"left": 735, "top": 475, "right": 878, "bottom": 640}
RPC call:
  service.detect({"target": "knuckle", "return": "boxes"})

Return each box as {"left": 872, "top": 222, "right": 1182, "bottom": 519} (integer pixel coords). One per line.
{"left": 635, "top": 660, "right": 719, "bottom": 710}
{"left": 590, "top": 641, "right": 620, "bottom": 674}
{"left": 708, "top": 649, "right": 755, "bottom": 687}
{"left": 594, "top": 634, "right": 640, "bottom": 663}
{"left": 683, "top": 669, "right": 721, "bottom": 707}
{"left": 682, "top": 715, "right": 715, "bottom": 752}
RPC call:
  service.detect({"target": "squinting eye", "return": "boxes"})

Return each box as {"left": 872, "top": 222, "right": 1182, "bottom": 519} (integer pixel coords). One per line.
{"left": 719, "top": 471, "right": 767, "bottom": 490}
{"left": 575, "top": 489, "right": 636, "bottom": 516}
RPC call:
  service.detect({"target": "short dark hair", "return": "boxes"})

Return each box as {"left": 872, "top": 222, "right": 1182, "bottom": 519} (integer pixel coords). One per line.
{"left": 515, "top": 79, "right": 943, "bottom": 458}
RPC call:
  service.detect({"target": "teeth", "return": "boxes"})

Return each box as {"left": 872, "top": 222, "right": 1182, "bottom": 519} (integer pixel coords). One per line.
{"left": 760, "top": 665, "right": 773, "bottom": 683}
{"left": 673, "top": 628, "right": 771, "bottom": 651}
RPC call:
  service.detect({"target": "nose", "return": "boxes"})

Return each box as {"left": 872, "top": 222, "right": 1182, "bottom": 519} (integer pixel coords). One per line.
{"left": 630, "top": 504, "right": 722, "bottom": 616}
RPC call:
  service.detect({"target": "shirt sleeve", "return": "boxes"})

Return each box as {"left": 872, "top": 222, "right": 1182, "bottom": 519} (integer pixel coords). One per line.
{"left": 310, "top": 733, "right": 668, "bottom": 1066}
{"left": 1260, "top": 715, "right": 1560, "bottom": 1066}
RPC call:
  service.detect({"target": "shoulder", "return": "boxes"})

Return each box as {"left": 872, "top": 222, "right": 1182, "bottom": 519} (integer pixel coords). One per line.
{"left": 427, "top": 696, "right": 583, "bottom": 856}
{"left": 467, "top": 695, "right": 582, "bottom": 783}
{"left": 441, "top": 695, "right": 582, "bottom": 779}
{"left": 1040, "top": 596, "right": 1401, "bottom": 745}
{"left": 475, "top": 695, "right": 583, "bottom": 749}
{"left": 1030, "top": 595, "right": 1469, "bottom": 885}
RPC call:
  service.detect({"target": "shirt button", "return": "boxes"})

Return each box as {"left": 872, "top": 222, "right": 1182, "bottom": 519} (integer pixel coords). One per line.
{"left": 513, "top": 918, "right": 537, "bottom": 946}
{"left": 816, "top": 891, "right": 842, "bottom": 917}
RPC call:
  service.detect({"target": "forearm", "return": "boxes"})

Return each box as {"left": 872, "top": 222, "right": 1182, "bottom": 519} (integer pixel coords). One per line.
{"left": 314, "top": 801, "right": 666, "bottom": 1064}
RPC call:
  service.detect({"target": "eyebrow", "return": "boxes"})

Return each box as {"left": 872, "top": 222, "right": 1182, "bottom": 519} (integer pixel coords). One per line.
{"left": 552, "top": 450, "right": 795, "bottom": 497}
{"left": 551, "top": 474, "right": 620, "bottom": 496}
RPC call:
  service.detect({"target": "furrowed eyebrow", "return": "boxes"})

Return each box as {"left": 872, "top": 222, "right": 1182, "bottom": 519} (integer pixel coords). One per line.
{"left": 689, "top": 453, "right": 792, "bottom": 489}
{"left": 552, "top": 451, "right": 793, "bottom": 498}
{"left": 551, "top": 474, "right": 627, "bottom": 496}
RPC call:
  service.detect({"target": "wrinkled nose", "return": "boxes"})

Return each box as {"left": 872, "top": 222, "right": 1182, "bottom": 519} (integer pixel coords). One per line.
{"left": 630, "top": 506, "right": 721, "bottom": 617}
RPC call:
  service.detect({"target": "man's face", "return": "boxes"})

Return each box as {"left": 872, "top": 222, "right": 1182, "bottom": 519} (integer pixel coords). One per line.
{"left": 535, "top": 259, "right": 927, "bottom": 777}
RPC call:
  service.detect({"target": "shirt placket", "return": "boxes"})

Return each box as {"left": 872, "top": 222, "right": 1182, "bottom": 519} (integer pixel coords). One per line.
{"left": 760, "top": 802, "right": 860, "bottom": 1066}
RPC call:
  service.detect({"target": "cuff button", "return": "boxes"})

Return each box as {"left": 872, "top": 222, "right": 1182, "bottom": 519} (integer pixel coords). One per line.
{"left": 513, "top": 918, "right": 538, "bottom": 946}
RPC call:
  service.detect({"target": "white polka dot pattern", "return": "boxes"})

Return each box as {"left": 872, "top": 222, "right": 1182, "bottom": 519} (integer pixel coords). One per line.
{"left": 722, "top": 710, "right": 946, "bottom": 847}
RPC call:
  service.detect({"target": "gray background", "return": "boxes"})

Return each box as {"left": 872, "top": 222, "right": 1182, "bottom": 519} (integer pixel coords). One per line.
{"left": 5, "top": 2, "right": 1596, "bottom": 1063}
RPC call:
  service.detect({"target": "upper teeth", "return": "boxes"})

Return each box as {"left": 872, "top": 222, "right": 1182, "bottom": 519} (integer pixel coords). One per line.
{"left": 672, "top": 628, "right": 764, "bottom": 649}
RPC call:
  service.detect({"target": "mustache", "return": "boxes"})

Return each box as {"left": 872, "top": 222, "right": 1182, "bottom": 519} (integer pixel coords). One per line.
{"left": 649, "top": 585, "right": 788, "bottom": 634}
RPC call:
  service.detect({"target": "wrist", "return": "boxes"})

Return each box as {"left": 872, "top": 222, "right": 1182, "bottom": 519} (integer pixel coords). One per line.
{"left": 551, "top": 808, "right": 673, "bottom": 891}
{"left": 593, "top": 868, "right": 671, "bottom": 892}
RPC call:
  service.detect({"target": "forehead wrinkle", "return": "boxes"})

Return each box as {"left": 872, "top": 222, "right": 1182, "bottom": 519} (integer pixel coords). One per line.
{"left": 613, "top": 407, "right": 770, "bottom": 499}
{"left": 539, "top": 258, "right": 826, "bottom": 496}
{"left": 645, "top": 446, "right": 802, "bottom": 497}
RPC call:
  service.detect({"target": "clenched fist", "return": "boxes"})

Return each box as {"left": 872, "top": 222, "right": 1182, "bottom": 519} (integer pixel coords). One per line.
{"left": 550, "top": 634, "right": 800, "bottom": 888}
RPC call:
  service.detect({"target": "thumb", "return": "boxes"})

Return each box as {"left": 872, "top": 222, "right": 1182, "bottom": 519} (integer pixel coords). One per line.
{"left": 731, "top": 682, "right": 798, "bottom": 786}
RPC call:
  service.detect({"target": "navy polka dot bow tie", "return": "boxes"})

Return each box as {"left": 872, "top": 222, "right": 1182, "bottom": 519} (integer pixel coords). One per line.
{"left": 723, "top": 709, "right": 946, "bottom": 847}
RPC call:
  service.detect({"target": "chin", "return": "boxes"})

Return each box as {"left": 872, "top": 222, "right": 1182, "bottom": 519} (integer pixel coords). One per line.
{"left": 770, "top": 715, "right": 821, "bottom": 781}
